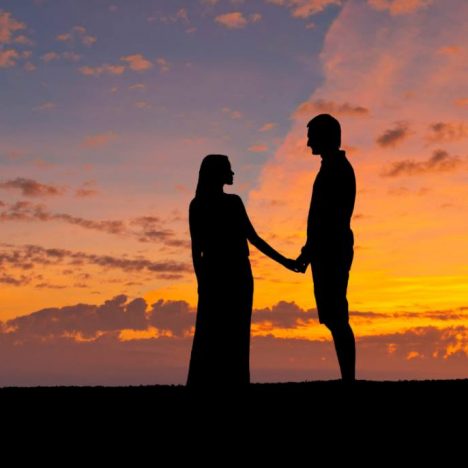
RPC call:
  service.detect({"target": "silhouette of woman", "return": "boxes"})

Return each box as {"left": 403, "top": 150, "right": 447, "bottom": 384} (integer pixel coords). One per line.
{"left": 187, "top": 154, "right": 298, "bottom": 387}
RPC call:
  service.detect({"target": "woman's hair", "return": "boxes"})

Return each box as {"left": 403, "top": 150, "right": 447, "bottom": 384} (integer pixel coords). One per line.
{"left": 195, "top": 154, "right": 230, "bottom": 198}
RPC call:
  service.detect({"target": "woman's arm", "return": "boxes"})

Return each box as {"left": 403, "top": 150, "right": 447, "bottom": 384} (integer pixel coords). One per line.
{"left": 239, "top": 197, "right": 299, "bottom": 271}
{"left": 189, "top": 202, "right": 203, "bottom": 281}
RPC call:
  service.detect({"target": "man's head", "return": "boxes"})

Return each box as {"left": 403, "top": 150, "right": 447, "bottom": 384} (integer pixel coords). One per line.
{"left": 307, "top": 114, "right": 341, "bottom": 155}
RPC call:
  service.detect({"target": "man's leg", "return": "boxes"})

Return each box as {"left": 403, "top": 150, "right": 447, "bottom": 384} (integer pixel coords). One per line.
{"left": 312, "top": 256, "right": 355, "bottom": 382}
{"left": 327, "top": 321, "right": 355, "bottom": 382}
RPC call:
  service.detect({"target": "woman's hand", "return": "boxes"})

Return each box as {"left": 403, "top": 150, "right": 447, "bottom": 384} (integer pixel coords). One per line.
{"left": 282, "top": 258, "right": 304, "bottom": 273}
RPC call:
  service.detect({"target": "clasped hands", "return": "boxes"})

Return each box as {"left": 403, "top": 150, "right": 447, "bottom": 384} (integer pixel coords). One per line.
{"left": 282, "top": 252, "right": 309, "bottom": 273}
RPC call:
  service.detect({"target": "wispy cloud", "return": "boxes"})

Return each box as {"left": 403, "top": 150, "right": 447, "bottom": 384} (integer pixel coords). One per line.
{"left": 148, "top": 8, "right": 190, "bottom": 24}
{"left": 454, "top": 98, "right": 468, "bottom": 108}
{"left": 381, "top": 149, "right": 464, "bottom": 177}
{"left": 129, "top": 83, "right": 145, "bottom": 90}
{"left": 81, "top": 131, "right": 118, "bottom": 148}
{"left": 249, "top": 144, "right": 269, "bottom": 153}
{"left": 376, "top": 122, "right": 410, "bottom": 148}
{"left": 120, "top": 54, "right": 152, "bottom": 71}
{"left": 222, "top": 107, "right": 242, "bottom": 119}
{"left": 0, "top": 178, "right": 65, "bottom": 197}
{"left": 0, "top": 49, "right": 19, "bottom": 68}
{"left": 41, "top": 51, "right": 80, "bottom": 63}
{"left": 0, "top": 243, "right": 191, "bottom": 277}
{"left": 0, "top": 202, "right": 189, "bottom": 247}
{"left": 259, "top": 122, "right": 278, "bottom": 132}
{"left": 215, "top": 11, "right": 261, "bottom": 28}
{"left": 156, "top": 57, "right": 171, "bottom": 73}
{"left": 367, "top": 0, "right": 433, "bottom": 15}
{"left": 293, "top": 99, "right": 369, "bottom": 119}
{"left": 56, "top": 25, "right": 96, "bottom": 46}
{"left": 79, "top": 64, "right": 125, "bottom": 76}
{"left": 0, "top": 10, "right": 26, "bottom": 44}
{"left": 427, "top": 122, "right": 468, "bottom": 143}
{"left": 32, "top": 101, "right": 56, "bottom": 111}
{"left": 265, "top": 0, "right": 342, "bottom": 19}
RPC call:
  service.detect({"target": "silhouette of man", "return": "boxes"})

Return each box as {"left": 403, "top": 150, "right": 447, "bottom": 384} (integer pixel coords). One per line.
{"left": 296, "top": 114, "right": 356, "bottom": 382}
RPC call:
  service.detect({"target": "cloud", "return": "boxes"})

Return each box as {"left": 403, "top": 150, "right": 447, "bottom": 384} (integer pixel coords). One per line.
{"left": 293, "top": 99, "right": 369, "bottom": 119}
{"left": 0, "top": 243, "right": 190, "bottom": 277}
{"left": 120, "top": 54, "right": 152, "bottom": 72}
{"left": 62, "top": 52, "right": 81, "bottom": 62}
{"left": 381, "top": 150, "right": 464, "bottom": 177}
{"left": 0, "top": 178, "right": 65, "bottom": 197}
{"left": 259, "top": 122, "right": 278, "bottom": 132}
{"left": 6, "top": 295, "right": 149, "bottom": 340}
{"left": 75, "top": 188, "right": 98, "bottom": 197}
{"left": 437, "top": 45, "right": 462, "bottom": 56}
{"left": 32, "top": 101, "right": 56, "bottom": 111}
{"left": 150, "top": 8, "right": 190, "bottom": 24}
{"left": 201, "top": 0, "right": 219, "bottom": 5}
{"left": 41, "top": 52, "right": 60, "bottom": 62}
{"left": 0, "top": 202, "right": 189, "bottom": 248}
{"left": 156, "top": 57, "right": 170, "bottom": 73}
{"left": 367, "top": 0, "right": 433, "bottom": 15}
{"left": 80, "top": 50, "right": 159, "bottom": 78}
{"left": 148, "top": 300, "right": 194, "bottom": 337}
{"left": 0, "top": 10, "right": 26, "bottom": 44}
{"left": 0, "top": 49, "right": 19, "bottom": 68}
{"left": 265, "top": 0, "right": 342, "bottom": 19}
{"left": 215, "top": 12, "right": 249, "bottom": 28}
{"left": 56, "top": 25, "right": 96, "bottom": 46}
{"left": 0, "top": 294, "right": 467, "bottom": 384}
{"left": 129, "top": 83, "right": 145, "bottom": 90}
{"left": 249, "top": 144, "right": 269, "bottom": 153}
{"left": 14, "top": 35, "right": 33, "bottom": 46}
{"left": 253, "top": 301, "right": 316, "bottom": 328}
{"left": 56, "top": 33, "right": 72, "bottom": 42}
{"left": 81, "top": 131, "right": 118, "bottom": 148}
{"left": 222, "top": 107, "right": 242, "bottom": 119}
{"left": 454, "top": 98, "right": 468, "bottom": 108}
{"left": 427, "top": 122, "right": 468, "bottom": 143}
{"left": 42, "top": 51, "right": 81, "bottom": 63}
{"left": 250, "top": 13, "right": 263, "bottom": 23}
{"left": 0, "top": 273, "right": 30, "bottom": 286}
{"left": 23, "top": 62, "right": 36, "bottom": 72}
{"left": 79, "top": 64, "right": 125, "bottom": 76}
{"left": 135, "top": 101, "right": 152, "bottom": 110}
{"left": 75, "top": 180, "right": 99, "bottom": 198}
{"left": 376, "top": 122, "right": 410, "bottom": 148}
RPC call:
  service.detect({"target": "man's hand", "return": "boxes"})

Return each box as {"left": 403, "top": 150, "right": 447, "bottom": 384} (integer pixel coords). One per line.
{"left": 295, "top": 252, "right": 309, "bottom": 273}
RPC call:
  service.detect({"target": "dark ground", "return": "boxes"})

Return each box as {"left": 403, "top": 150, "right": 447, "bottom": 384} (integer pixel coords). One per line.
{"left": 2, "top": 380, "right": 466, "bottom": 453}
{"left": 2, "top": 379, "right": 467, "bottom": 415}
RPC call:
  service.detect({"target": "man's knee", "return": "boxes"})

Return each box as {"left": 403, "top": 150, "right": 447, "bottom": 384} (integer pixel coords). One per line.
{"left": 324, "top": 320, "right": 351, "bottom": 335}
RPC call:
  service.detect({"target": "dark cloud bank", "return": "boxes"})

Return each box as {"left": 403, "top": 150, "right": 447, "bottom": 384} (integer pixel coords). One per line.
{"left": 1, "top": 296, "right": 467, "bottom": 386}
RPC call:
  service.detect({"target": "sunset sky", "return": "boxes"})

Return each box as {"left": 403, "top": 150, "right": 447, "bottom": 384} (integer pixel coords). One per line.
{"left": 0, "top": 0, "right": 467, "bottom": 385}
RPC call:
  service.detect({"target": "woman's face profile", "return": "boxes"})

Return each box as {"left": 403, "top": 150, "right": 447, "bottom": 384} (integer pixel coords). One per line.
{"left": 223, "top": 160, "right": 234, "bottom": 186}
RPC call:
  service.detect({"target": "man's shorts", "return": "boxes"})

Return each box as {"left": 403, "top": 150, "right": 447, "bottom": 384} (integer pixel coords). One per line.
{"left": 311, "top": 251, "right": 353, "bottom": 327}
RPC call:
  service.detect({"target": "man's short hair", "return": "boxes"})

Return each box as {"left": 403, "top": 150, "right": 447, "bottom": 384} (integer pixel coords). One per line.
{"left": 307, "top": 114, "right": 341, "bottom": 148}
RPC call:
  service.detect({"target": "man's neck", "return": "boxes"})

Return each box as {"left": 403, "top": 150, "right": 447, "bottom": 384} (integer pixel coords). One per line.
{"left": 320, "top": 148, "right": 342, "bottom": 162}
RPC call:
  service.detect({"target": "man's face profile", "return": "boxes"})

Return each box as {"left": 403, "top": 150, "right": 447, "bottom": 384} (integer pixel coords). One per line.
{"left": 307, "top": 127, "right": 322, "bottom": 155}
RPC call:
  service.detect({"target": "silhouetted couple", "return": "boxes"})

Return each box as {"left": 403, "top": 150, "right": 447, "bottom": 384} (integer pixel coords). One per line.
{"left": 187, "top": 114, "right": 356, "bottom": 387}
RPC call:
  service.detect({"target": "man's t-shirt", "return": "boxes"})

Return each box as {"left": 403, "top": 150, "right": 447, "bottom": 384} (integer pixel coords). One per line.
{"left": 302, "top": 150, "right": 356, "bottom": 263}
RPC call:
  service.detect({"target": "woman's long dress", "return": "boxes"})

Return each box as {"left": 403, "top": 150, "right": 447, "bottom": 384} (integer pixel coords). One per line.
{"left": 187, "top": 193, "right": 254, "bottom": 386}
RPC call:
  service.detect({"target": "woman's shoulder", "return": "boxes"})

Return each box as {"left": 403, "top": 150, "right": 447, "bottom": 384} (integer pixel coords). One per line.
{"left": 189, "top": 197, "right": 201, "bottom": 213}
{"left": 225, "top": 193, "right": 243, "bottom": 203}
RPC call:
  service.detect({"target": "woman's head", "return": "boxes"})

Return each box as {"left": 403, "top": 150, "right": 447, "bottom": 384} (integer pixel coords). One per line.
{"left": 196, "top": 154, "right": 234, "bottom": 197}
